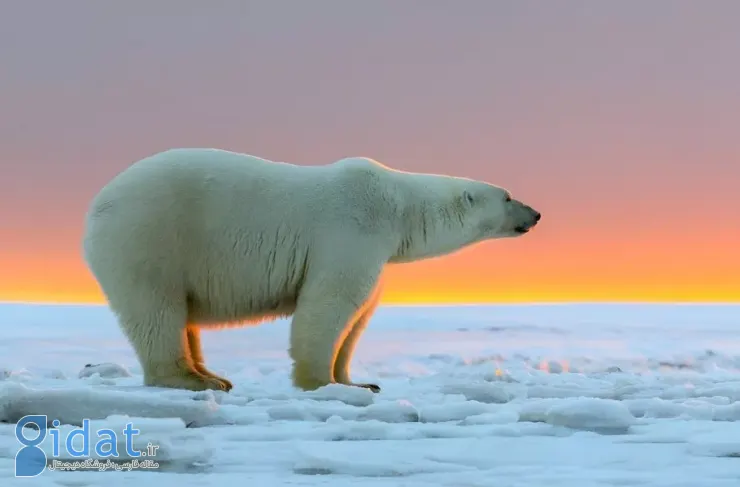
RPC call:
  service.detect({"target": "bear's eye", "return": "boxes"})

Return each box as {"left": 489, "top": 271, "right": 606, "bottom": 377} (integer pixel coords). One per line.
{"left": 464, "top": 191, "right": 474, "bottom": 205}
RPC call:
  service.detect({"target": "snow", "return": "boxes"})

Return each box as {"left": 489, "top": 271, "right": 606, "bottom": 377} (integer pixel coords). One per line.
{"left": 1, "top": 303, "right": 739, "bottom": 486}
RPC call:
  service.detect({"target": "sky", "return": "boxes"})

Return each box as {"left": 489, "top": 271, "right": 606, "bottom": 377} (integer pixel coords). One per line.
{"left": 1, "top": 1, "right": 739, "bottom": 304}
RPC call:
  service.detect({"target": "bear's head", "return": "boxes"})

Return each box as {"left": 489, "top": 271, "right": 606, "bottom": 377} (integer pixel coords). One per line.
{"left": 391, "top": 175, "right": 541, "bottom": 263}
{"left": 461, "top": 179, "right": 541, "bottom": 239}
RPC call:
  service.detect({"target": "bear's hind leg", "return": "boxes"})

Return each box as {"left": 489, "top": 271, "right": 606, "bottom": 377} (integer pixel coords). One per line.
{"left": 115, "top": 300, "right": 230, "bottom": 392}
{"left": 186, "top": 326, "right": 233, "bottom": 391}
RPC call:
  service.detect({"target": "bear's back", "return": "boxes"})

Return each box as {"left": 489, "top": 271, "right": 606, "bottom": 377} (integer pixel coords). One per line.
{"left": 84, "top": 149, "right": 397, "bottom": 265}
{"left": 87, "top": 149, "right": 319, "bottom": 228}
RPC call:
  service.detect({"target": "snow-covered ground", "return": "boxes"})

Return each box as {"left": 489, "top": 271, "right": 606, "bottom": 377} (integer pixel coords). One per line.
{"left": 1, "top": 303, "right": 739, "bottom": 486}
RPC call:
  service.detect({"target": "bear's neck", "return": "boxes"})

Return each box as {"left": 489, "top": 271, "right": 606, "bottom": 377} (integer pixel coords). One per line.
{"left": 390, "top": 200, "right": 434, "bottom": 263}
{"left": 388, "top": 177, "right": 461, "bottom": 264}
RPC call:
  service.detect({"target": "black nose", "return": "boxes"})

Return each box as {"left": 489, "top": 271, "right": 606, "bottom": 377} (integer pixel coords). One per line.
{"left": 534, "top": 212, "right": 541, "bottom": 222}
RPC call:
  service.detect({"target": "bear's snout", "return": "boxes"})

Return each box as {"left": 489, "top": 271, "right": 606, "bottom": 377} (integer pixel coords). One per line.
{"left": 512, "top": 204, "right": 541, "bottom": 234}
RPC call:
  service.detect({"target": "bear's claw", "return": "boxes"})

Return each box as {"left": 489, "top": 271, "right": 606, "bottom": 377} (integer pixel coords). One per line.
{"left": 145, "top": 371, "right": 232, "bottom": 392}
{"left": 215, "top": 377, "right": 234, "bottom": 391}
{"left": 192, "top": 364, "right": 234, "bottom": 392}
{"left": 203, "top": 375, "right": 233, "bottom": 392}
{"left": 356, "top": 383, "right": 381, "bottom": 393}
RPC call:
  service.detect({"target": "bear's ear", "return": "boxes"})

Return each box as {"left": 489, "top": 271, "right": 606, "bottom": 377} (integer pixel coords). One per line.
{"left": 463, "top": 190, "right": 475, "bottom": 208}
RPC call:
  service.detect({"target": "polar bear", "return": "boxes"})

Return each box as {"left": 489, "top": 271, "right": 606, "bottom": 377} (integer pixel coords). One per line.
{"left": 83, "top": 148, "right": 541, "bottom": 393}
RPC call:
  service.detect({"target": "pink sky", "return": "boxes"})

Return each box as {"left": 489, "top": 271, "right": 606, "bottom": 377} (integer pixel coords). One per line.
{"left": 1, "top": 1, "right": 739, "bottom": 303}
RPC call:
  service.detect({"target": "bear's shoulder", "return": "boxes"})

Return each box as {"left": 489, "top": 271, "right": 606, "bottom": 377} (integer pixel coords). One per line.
{"left": 330, "top": 156, "right": 389, "bottom": 176}
{"left": 324, "top": 157, "right": 397, "bottom": 200}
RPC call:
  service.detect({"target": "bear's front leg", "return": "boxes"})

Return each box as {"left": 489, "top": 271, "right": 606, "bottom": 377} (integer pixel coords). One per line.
{"left": 288, "top": 262, "right": 382, "bottom": 392}
{"left": 332, "top": 283, "right": 382, "bottom": 393}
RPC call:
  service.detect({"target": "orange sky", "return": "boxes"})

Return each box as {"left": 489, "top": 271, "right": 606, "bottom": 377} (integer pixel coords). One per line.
{"left": 2, "top": 2, "right": 739, "bottom": 304}
{"left": 3, "top": 226, "right": 738, "bottom": 304}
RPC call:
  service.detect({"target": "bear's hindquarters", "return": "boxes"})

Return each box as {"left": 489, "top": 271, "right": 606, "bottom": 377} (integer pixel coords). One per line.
{"left": 83, "top": 211, "right": 233, "bottom": 392}
{"left": 108, "top": 287, "right": 232, "bottom": 392}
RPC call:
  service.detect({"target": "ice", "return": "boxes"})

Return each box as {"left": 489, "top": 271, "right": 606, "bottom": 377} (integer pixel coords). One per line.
{"left": 39, "top": 415, "right": 214, "bottom": 470}
{"left": 78, "top": 363, "right": 132, "bottom": 379}
{"left": 0, "top": 382, "right": 232, "bottom": 428}
{"left": 0, "top": 302, "right": 739, "bottom": 486}
{"left": 544, "top": 397, "right": 636, "bottom": 433}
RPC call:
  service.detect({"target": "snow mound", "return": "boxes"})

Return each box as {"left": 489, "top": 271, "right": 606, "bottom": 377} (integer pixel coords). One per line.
{"left": 79, "top": 363, "right": 132, "bottom": 379}
{"left": 0, "top": 382, "right": 232, "bottom": 428}
{"left": 357, "top": 399, "right": 421, "bottom": 423}
{"left": 40, "top": 415, "right": 214, "bottom": 471}
{"left": 687, "top": 424, "right": 740, "bottom": 458}
{"left": 293, "top": 442, "right": 474, "bottom": 477}
{"left": 301, "top": 383, "right": 376, "bottom": 407}
{"left": 520, "top": 397, "right": 636, "bottom": 433}
{"left": 440, "top": 382, "right": 519, "bottom": 403}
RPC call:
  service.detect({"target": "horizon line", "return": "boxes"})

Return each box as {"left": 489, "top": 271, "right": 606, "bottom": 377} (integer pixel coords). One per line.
{"left": 1, "top": 300, "right": 739, "bottom": 308}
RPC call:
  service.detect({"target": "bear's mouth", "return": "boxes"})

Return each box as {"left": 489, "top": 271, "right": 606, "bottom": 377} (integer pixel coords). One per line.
{"left": 514, "top": 225, "right": 529, "bottom": 234}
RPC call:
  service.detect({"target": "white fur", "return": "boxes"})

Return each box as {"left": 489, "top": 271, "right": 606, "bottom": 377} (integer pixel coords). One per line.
{"left": 83, "top": 148, "right": 540, "bottom": 392}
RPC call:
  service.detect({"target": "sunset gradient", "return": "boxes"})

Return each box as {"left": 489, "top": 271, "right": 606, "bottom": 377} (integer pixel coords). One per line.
{"left": 1, "top": 1, "right": 739, "bottom": 304}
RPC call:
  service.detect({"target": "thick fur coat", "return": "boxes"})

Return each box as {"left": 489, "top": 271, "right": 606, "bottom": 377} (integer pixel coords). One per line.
{"left": 83, "top": 148, "right": 541, "bottom": 392}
